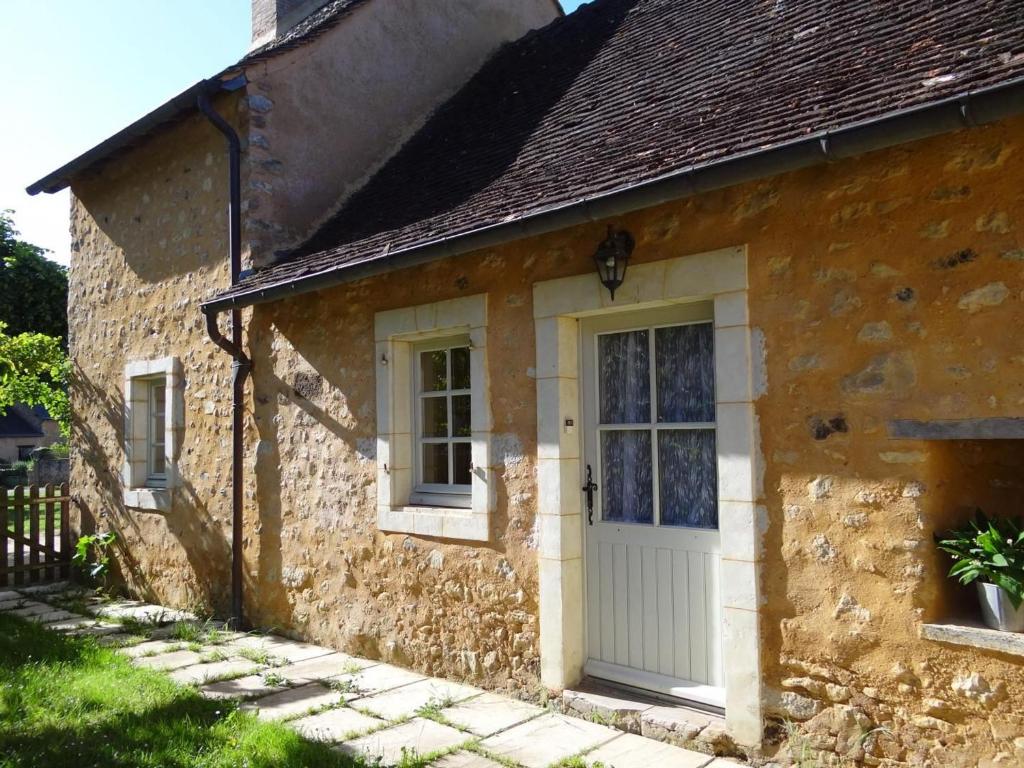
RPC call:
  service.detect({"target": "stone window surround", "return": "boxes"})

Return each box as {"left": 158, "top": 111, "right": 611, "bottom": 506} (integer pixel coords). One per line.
{"left": 532, "top": 245, "right": 764, "bottom": 747}
{"left": 123, "top": 357, "right": 183, "bottom": 513}
{"left": 375, "top": 294, "right": 493, "bottom": 541}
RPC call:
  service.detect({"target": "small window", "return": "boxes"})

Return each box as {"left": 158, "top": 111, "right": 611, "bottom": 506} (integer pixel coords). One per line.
{"left": 123, "top": 357, "right": 180, "bottom": 511}
{"left": 146, "top": 377, "right": 167, "bottom": 487}
{"left": 411, "top": 339, "right": 472, "bottom": 508}
{"left": 17, "top": 446, "right": 34, "bottom": 461}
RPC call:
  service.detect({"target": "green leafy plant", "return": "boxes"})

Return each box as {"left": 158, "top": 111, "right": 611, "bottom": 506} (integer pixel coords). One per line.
{"left": 937, "top": 511, "right": 1024, "bottom": 608}
{"left": 0, "top": 321, "right": 70, "bottom": 437}
{"left": 72, "top": 531, "right": 116, "bottom": 583}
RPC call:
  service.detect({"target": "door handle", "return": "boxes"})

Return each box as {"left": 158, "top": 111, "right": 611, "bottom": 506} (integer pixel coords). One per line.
{"left": 582, "top": 464, "right": 598, "bottom": 526}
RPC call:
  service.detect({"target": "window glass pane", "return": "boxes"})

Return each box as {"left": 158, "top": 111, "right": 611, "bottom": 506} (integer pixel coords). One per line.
{"left": 598, "top": 330, "right": 651, "bottom": 424}
{"left": 658, "top": 429, "right": 717, "bottom": 528}
{"left": 600, "top": 430, "right": 653, "bottom": 524}
{"left": 420, "top": 350, "right": 447, "bottom": 392}
{"left": 421, "top": 396, "right": 449, "bottom": 438}
{"left": 452, "top": 395, "right": 471, "bottom": 437}
{"left": 151, "top": 447, "right": 166, "bottom": 476}
{"left": 152, "top": 385, "right": 166, "bottom": 436}
{"left": 422, "top": 443, "right": 449, "bottom": 484}
{"left": 451, "top": 347, "right": 471, "bottom": 390}
{"left": 655, "top": 323, "right": 715, "bottom": 423}
{"left": 452, "top": 442, "right": 472, "bottom": 486}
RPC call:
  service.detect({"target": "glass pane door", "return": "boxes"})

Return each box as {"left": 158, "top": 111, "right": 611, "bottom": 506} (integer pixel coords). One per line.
{"left": 595, "top": 320, "right": 718, "bottom": 529}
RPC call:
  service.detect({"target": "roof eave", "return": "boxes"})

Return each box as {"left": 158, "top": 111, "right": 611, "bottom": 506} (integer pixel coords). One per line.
{"left": 200, "top": 74, "right": 1024, "bottom": 314}
{"left": 25, "top": 74, "right": 247, "bottom": 196}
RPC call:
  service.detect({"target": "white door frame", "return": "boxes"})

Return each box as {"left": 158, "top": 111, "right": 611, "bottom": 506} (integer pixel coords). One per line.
{"left": 533, "top": 245, "right": 764, "bottom": 747}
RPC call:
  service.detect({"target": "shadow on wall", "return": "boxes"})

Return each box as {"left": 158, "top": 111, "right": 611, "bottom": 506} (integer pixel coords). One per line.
{"left": 917, "top": 438, "right": 1024, "bottom": 623}
{"left": 72, "top": 362, "right": 232, "bottom": 614}
{"left": 73, "top": 106, "right": 230, "bottom": 285}
{"left": 296, "top": 0, "right": 640, "bottom": 256}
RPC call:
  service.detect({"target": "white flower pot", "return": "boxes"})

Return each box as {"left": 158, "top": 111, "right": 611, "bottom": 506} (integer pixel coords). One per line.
{"left": 977, "top": 582, "right": 1024, "bottom": 632}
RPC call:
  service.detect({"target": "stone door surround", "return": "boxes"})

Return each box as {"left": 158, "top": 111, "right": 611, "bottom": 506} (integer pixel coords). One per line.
{"left": 532, "top": 245, "right": 764, "bottom": 746}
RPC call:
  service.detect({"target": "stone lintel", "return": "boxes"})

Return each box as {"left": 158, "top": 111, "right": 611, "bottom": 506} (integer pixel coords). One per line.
{"left": 888, "top": 417, "right": 1024, "bottom": 440}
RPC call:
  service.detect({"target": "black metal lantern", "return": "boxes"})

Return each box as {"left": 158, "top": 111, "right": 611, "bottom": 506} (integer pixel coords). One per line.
{"left": 592, "top": 226, "right": 635, "bottom": 300}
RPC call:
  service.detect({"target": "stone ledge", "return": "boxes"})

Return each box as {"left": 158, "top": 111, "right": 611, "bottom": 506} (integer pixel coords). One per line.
{"left": 921, "top": 621, "right": 1024, "bottom": 656}
{"left": 888, "top": 417, "right": 1024, "bottom": 440}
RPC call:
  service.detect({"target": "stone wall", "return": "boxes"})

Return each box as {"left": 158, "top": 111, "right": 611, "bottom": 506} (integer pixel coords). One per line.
{"left": 31, "top": 457, "right": 70, "bottom": 487}
{"left": 69, "top": 79, "right": 1024, "bottom": 760}
{"left": 68, "top": 91, "right": 242, "bottom": 613}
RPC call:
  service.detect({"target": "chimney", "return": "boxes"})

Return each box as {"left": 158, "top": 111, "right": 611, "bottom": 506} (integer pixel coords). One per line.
{"left": 251, "top": 0, "right": 333, "bottom": 47}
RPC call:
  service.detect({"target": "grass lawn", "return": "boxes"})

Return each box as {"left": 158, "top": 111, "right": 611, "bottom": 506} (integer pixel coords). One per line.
{"left": 0, "top": 613, "right": 360, "bottom": 768}
{"left": 3, "top": 490, "right": 61, "bottom": 535}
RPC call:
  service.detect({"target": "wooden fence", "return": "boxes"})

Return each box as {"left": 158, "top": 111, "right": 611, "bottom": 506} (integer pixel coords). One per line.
{"left": 0, "top": 484, "right": 70, "bottom": 587}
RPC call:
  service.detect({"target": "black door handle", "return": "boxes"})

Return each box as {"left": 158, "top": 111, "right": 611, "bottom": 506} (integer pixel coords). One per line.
{"left": 582, "top": 464, "right": 598, "bottom": 526}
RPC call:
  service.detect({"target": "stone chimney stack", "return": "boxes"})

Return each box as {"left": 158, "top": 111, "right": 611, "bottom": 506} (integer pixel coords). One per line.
{"left": 251, "top": 0, "right": 333, "bottom": 47}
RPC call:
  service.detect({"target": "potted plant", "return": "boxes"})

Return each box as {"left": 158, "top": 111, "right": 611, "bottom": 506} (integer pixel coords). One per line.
{"left": 937, "top": 511, "right": 1024, "bottom": 632}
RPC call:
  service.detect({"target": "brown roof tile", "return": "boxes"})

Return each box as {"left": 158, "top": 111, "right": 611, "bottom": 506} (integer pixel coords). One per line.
{"left": 216, "top": 0, "right": 1024, "bottom": 302}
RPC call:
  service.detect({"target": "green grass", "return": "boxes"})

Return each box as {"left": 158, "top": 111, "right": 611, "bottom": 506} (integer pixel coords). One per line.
{"left": 3, "top": 509, "right": 59, "bottom": 535}
{"left": 0, "top": 612, "right": 362, "bottom": 768}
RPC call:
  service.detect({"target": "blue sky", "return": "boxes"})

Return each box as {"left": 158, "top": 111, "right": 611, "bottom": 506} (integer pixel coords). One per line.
{"left": 3, "top": 1, "right": 588, "bottom": 265}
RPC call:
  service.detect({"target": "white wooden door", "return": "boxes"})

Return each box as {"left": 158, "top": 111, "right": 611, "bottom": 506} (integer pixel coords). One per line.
{"left": 581, "top": 303, "right": 724, "bottom": 708}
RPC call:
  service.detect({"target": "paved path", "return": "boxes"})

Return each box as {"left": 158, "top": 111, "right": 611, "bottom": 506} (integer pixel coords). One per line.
{"left": 0, "top": 583, "right": 739, "bottom": 768}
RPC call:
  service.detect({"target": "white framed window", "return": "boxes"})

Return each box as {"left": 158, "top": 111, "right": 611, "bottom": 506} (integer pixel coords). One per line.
{"left": 145, "top": 377, "right": 168, "bottom": 487}
{"left": 375, "top": 294, "right": 491, "bottom": 541}
{"left": 123, "top": 357, "right": 181, "bottom": 512}
{"left": 411, "top": 337, "right": 473, "bottom": 508}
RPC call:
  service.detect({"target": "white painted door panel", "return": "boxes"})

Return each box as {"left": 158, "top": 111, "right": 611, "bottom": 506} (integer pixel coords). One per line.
{"left": 581, "top": 304, "right": 724, "bottom": 708}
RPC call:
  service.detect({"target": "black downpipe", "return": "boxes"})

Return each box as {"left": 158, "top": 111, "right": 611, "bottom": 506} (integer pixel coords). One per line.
{"left": 198, "top": 87, "right": 251, "bottom": 630}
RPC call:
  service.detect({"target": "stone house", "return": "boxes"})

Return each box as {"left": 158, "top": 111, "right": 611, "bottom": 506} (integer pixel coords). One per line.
{"left": 0, "top": 404, "right": 60, "bottom": 465}
{"left": 27, "top": 0, "right": 1024, "bottom": 762}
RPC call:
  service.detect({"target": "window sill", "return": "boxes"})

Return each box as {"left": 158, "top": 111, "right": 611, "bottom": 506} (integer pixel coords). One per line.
{"left": 124, "top": 487, "right": 171, "bottom": 513}
{"left": 378, "top": 505, "right": 489, "bottom": 542}
{"left": 920, "top": 620, "right": 1024, "bottom": 657}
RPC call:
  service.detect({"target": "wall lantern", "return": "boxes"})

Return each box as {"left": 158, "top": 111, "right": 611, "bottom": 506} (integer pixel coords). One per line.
{"left": 592, "top": 226, "right": 635, "bottom": 300}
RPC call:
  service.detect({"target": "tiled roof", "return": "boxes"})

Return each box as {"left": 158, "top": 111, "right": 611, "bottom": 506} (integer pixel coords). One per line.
{"left": 0, "top": 409, "right": 43, "bottom": 438}
{"left": 214, "top": 0, "right": 1024, "bottom": 302}
{"left": 243, "top": 0, "right": 373, "bottom": 63}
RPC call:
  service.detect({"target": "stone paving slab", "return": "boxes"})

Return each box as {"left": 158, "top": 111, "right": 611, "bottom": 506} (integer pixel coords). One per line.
{"left": 11, "top": 585, "right": 747, "bottom": 767}
{"left": 16, "top": 582, "right": 72, "bottom": 595}
{"left": 356, "top": 677, "right": 481, "bottom": 721}
{"left": 585, "top": 732, "right": 715, "bottom": 767}
{"left": 62, "top": 622, "right": 124, "bottom": 638}
{"left": 7, "top": 601, "right": 54, "bottom": 618}
{"left": 134, "top": 649, "right": 205, "bottom": 672}
{"left": 440, "top": 692, "right": 545, "bottom": 737}
{"left": 480, "top": 713, "right": 620, "bottom": 768}
{"left": 274, "top": 652, "right": 374, "bottom": 684}
{"left": 240, "top": 682, "right": 344, "bottom": 721}
{"left": 333, "top": 660, "right": 426, "bottom": 696}
{"left": 225, "top": 634, "right": 337, "bottom": 664}
{"left": 432, "top": 752, "right": 507, "bottom": 768}
{"left": 291, "top": 706, "right": 385, "bottom": 742}
{"left": 339, "top": 718, "right": 468, "bottom": 766}
{"left": 118, "top": 639, "right": 181, "bottom": 658}
{"left": 26, "top": 609, "right": 81, "bottom": 624}
{"left": 201, "top": 672, "right": 291, "bottom": 700}
{"left": 169, "top": 659, "right": 263, "bottom": 685}
{"left": 89, "top": 602, "right": 194, "bottom": 624}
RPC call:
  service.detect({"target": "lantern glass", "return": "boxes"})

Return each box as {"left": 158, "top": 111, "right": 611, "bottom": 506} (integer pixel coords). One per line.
{"left": 592, "top": 228, "right": 635, "bottom": 300}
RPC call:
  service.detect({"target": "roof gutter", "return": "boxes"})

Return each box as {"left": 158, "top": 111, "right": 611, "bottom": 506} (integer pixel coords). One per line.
{"left": 202, "top": 74, "right": 1024, "bottom": 314}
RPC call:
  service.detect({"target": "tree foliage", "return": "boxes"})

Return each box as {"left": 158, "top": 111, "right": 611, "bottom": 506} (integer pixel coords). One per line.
{"left": 0, "top": 321, "right": 70, "bottom": 436}
{"left": 0, "top": 210, "right": 68, "bottom": 341}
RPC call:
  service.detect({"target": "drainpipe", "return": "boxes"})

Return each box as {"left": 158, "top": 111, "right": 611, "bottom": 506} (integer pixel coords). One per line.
{"left": 198, "top": 85, "right": 252, "bottom": 630}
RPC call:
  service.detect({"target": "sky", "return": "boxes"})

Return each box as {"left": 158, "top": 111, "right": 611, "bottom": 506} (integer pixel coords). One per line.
{"left": 3, "top": 0, "right": 588, "bottom": 267}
